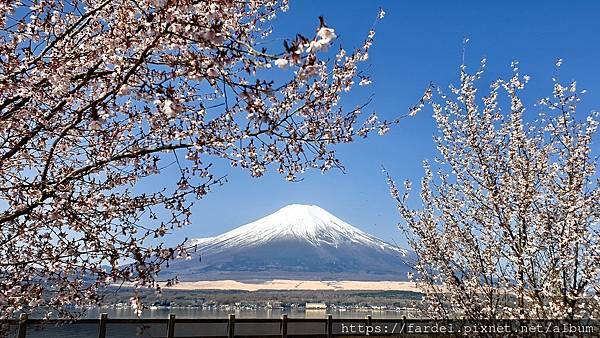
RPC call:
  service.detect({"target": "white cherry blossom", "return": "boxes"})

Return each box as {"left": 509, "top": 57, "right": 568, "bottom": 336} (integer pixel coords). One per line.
{"left": 317, "top": 27, "right": 337, "bottom": 44}
{"left": 388, "top": 62, "right": 599, "bottom": 320}
{"left": 274, "top": 58, "right": 289, "bottom": 69}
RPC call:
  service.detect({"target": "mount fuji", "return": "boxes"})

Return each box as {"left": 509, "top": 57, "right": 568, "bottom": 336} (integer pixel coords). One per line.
{"left": 162, "top": 204, "right": 412, "bottom": 281}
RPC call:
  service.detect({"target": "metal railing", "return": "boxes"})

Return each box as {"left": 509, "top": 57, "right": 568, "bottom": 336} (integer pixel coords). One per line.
{"left": 11, "top": 313, "right": 409, "bottom": 338}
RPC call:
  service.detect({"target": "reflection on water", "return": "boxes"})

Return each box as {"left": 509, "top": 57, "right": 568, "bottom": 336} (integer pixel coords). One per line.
{"left": 84, "top": 307, "right": 413, "bottom": 319}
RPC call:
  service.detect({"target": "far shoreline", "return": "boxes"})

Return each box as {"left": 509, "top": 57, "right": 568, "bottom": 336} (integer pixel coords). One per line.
{"left": 159, "top": 279, "right": 420, "bottom": 292}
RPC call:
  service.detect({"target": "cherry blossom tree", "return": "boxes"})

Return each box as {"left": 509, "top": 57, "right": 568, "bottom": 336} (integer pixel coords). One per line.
{"left": 388, "top": 60, "right": 599, "bottom": 320}
{"left": 0, "top": 0, "right": 403, "bottom": 319}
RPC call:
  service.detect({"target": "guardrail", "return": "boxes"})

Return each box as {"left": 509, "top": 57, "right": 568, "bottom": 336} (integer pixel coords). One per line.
{"left": 11, "top": 313, "right": 409, "bottom": 338}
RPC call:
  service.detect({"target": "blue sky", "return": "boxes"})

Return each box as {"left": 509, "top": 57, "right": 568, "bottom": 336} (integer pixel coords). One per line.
{"left": 164, "top": 0, "right": 600, "bottom": 247}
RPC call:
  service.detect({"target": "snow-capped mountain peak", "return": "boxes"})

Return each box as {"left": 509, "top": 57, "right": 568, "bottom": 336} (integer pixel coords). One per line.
{"left": 189, "top": 204, "right": 405, "bottom": 254}
{"left": 166, "top": 204, "right": 411, "bottom": 281}
{"left": 237, "top": 204, "right": 366, "bottom": 243}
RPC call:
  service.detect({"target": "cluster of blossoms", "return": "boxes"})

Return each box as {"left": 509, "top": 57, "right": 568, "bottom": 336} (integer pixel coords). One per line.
{"left": 0, "top": 0, "right": 402, "bottom": 320}
{"left": 276, "top": 19, "right": 337, "bottom": 67}
{"left": 388, "top": 60, "right": 599, "bottom": 320}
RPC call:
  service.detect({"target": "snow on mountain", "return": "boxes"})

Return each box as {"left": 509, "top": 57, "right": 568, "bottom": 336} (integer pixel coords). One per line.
{"left": 188, "top": 204, "right": 406, "bottom": 255}
{"left": 164, "top": 204, "right": 411, "bottom": 281}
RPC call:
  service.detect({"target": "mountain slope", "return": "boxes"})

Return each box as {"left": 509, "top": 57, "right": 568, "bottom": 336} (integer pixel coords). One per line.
{"left": 163, "top": 204, "right": 411, "bottom": 281}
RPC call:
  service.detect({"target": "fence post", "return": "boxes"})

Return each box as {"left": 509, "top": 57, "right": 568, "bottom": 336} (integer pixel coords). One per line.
{"left": 167, "top": 314, "right": 176, "bottom": 338}
{"left": 98, "top": 313, "right": 108, "bottom": 338}
{"left": 17, "top": 313, "right": 27, "bottom": 338}
{"left": 326, "top": 314, "right": 332, "bottom": 338}
{"left": 281, "top": 314, "right": 287, "bottom": 338}
{"left": 228, "top": 314, "right": 235, "bottom": 338}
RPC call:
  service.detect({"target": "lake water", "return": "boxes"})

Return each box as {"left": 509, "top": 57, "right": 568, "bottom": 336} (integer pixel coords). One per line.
{"left": 11, "top": 307, "right": 418, "bottom": 338}
{"left": 12, "top": 308, "right": 417, "bottom": 338}
{"left": 84, "top": 306, "right": 414, "bottom": 319}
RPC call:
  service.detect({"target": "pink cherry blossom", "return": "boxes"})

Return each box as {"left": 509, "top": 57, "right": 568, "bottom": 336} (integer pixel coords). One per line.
{"left": 0, "top": 0, "right": 391, "bottom": 321}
